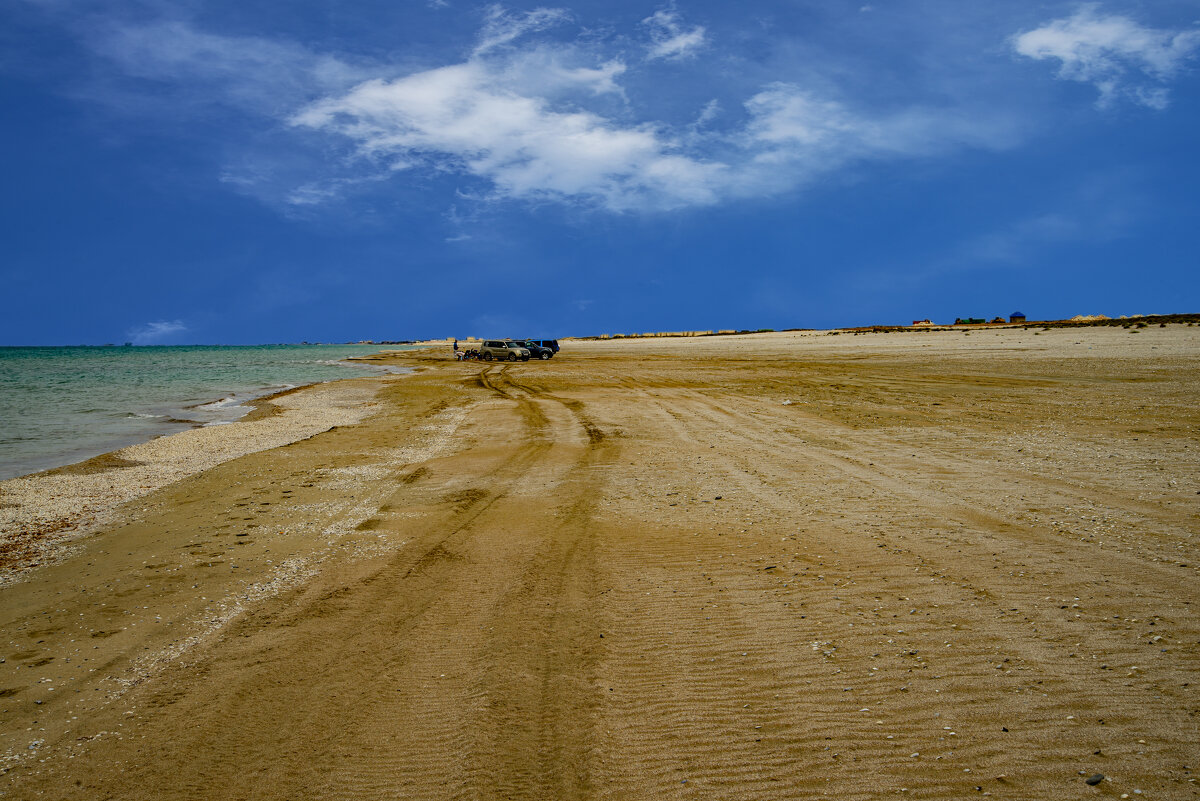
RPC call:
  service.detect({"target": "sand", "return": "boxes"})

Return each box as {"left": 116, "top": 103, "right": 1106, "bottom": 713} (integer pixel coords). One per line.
{"left": 0, "top": 325, "right": 1197, "bottom": 799}
{"left": 0, "top": 378, "right": 390, "bottom": 585}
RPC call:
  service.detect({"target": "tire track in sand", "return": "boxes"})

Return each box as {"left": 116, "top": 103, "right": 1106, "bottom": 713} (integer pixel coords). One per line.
{"left": 8, "top": 365, "right": 615, "bottom": 801}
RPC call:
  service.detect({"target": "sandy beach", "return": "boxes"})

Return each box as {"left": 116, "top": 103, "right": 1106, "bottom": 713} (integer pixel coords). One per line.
{"left": 1, "top": 325, "right": 1197, "bottom": 800}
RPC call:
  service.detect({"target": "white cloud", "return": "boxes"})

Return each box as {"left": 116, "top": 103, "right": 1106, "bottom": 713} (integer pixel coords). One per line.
{"left": 279, "top": 8, "right": 1021, "bottom": 212}
{"left": 695, "top": 99, "right": 721, "bottom": 127}
{"left": 494, "top": 46, "right": 627, "bottom": 99}
{"left": 474, "top": 5, "right": 572, "bottom": 57}
{"left": 77, "top": 9, "right": 1021, "bottom": 214}
{"left": 88, "top": 20, "right": 370, "bottom": 111}
{"left": 293, "top": 55, "right": 1014, "bottom": 212}
{"left": 1013, "top": 5, "right": 1200, "bottom": 108}
{"left": 642, "top": 9, "right": 707, "bottom": 61}
{"left": 285, "top": 183, "right": 349, "bottom": 206}
{"left": 743, "top": 87, "right": 864, "bottom": 149}
{"left": 291, "top": 35, "right": 1018, "bottom": 213}
{"left": 291, "top": 57, "right": 726, "bottom": 211}
{"left": 730, "top": 83, "right": 1017, "bottom": 195}
{"left": 128, "top": 320, "right": 187, "bottom": 345}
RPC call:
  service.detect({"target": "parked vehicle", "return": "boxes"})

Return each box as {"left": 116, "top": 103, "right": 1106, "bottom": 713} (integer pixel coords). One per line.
{"left": 479, "top": 340, "right": 530, "bottom": 361}
{"left": 511, "top": 340, "right": 554, "bottom": 360}
{"left": 523, "top": 339, "right": 559, "bottom": 353}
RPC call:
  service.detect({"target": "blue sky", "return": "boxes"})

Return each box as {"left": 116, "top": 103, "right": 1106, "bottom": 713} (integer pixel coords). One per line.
{"left": 2, "top": 0, "right": 1198, "bottom": 344}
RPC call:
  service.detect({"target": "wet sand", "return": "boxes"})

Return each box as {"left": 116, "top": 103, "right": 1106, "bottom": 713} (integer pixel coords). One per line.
{"left": 0, "top": 378, "right": 389, "bottom": 586}
{"left": 1, "top": 325, "right": 1197, "bottom": 799}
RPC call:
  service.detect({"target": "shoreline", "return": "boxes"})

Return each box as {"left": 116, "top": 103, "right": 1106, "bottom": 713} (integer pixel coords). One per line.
{"left": 2, "top": 324, "right": 1192, "bottom": 578}
{"left": 0, "top": 350, "right": 414, "bottom": 482}
{"left": 0, "top": 367, "right": 418, "bottom": 584}
{"left": 1, "top": 329, "right": 1197, "bottom": 798}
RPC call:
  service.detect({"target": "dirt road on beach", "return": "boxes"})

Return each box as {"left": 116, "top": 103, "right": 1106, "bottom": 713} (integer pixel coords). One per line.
{"left": 1, "top": 327, "right": 1198, "bottom": 799}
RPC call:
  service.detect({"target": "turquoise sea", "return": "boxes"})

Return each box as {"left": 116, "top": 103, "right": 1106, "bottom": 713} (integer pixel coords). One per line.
{"left": 0, "top": 344, "right": 415, "bottom": 480}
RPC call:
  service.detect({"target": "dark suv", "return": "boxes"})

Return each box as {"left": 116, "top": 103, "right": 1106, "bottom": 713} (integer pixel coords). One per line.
{"left": 523, "top": 339, "right": 559, "bottom": 354}
{"left": 512, "top": 340, "right": 554, "bottom": 360}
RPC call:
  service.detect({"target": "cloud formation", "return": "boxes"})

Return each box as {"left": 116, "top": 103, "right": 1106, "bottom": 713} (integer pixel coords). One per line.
{"left": 128, "top": 320, "right": 187, "bottom": 345}
{"left": 90, "top": 20, "right": 367, "bottom": 110}
{"left": 729, "top": 83, "right": 1017, "bottom": 193}
{"left": 474, "top": 5, "right": 572, "bottom": 57}
{"left": 1013, "top": 5, "right": 1200, "bottom": 108}
{"left": 642, "top": 9, "right": 707, "bottom": 61}
{"left": 79, "top": 5, "right": 1024, "bottom": 213}
{"left": 291, "top": 55, "right": 726, "bottom": 211}
{"left": 292, "top": 24, "right": 1015, "bottom": 212}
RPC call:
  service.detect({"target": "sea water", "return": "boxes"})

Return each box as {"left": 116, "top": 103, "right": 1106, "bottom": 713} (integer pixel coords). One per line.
{"left": 0, "top": 344, "right": 415, "bottom": 480}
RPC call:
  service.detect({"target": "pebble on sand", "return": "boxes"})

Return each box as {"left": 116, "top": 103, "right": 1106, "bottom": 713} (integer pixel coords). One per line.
{"left": 1085, "top": 773, "right": 1104, "bottom": 786}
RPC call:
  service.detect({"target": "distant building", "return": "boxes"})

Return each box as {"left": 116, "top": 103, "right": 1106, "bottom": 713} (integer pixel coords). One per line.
{"left": 955, "top": 318, "right": 986, "bottom": 325}
{"left": 991, "top": 316, "right": 1007, "bottom": 324}
{"left": 1010, "top": 311, "right": 1026, "bottom": 323}
{"left": 911, "top": 319, "right": 934, "bottom": 327}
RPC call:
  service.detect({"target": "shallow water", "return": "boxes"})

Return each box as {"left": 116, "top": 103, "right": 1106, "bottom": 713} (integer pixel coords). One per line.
{"left": 0, "top": 344, "right": 413, "bottom": 479}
